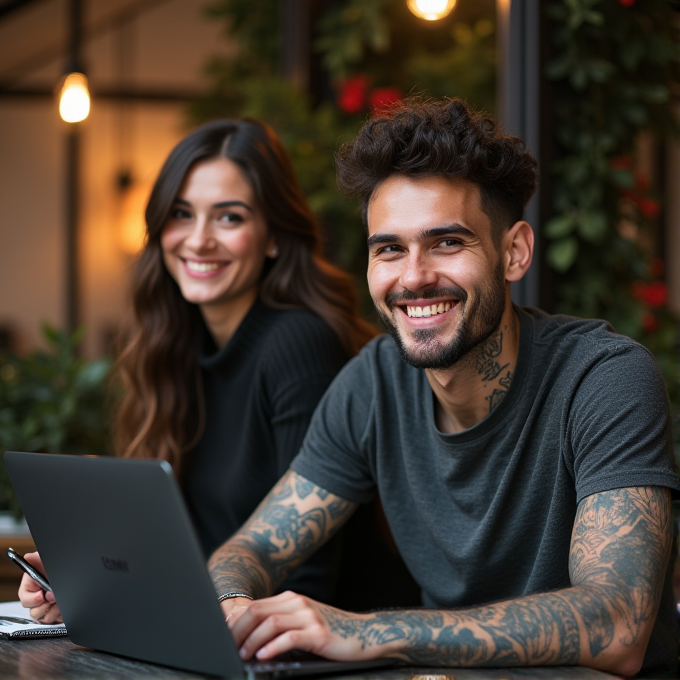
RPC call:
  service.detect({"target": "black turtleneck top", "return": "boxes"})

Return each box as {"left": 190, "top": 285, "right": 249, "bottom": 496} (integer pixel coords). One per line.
{"left": 182, "top": 300, "right": 349, "bottom": 603}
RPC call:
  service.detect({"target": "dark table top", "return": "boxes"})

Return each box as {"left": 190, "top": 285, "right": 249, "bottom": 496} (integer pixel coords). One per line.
{"left": 0, "top": 637, "right": 623, "bottom": 679}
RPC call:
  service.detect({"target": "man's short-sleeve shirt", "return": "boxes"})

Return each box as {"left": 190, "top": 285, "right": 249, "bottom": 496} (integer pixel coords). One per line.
{"left": 291, "top": 307, "right": 678, "bottom": 674}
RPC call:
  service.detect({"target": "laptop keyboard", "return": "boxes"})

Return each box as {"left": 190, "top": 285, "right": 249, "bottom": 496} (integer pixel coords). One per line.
{"left": 244, "top": 650, "right": 326, "bottom": 672}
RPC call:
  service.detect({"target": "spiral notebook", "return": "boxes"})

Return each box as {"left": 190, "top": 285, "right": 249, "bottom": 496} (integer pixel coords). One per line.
{"left": 0, "top": 600, "right": 67, "bottom": 639}
{"left": 3, "top": 451, "right": 395, "bottom": 678}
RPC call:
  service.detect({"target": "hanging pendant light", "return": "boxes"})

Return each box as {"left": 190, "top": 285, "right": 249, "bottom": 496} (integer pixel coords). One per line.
{"left": 407, "top": 0, "right": 457, "bottom": 21}
{"left": 58, "top": 72, "right": 91, "bottom": 123}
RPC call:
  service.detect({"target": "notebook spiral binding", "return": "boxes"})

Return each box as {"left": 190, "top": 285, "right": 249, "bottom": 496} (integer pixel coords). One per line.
{"left": 7, "top": 628, "right": 67, "bottom": 638}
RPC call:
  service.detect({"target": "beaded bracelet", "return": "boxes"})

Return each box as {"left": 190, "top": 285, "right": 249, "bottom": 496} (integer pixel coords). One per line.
{"left": 217, "top": 591, "right": 254, "bottom": 603}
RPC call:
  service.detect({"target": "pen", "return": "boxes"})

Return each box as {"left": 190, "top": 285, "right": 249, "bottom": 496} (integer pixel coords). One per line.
{"left": 6, "top": 547, "right": 53, "bottom": 593}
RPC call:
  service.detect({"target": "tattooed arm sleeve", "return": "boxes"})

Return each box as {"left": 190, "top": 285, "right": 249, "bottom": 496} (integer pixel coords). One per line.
{"left": 208, "top": 470, "right": 358, "bottom": 600}
{"left": 311, "top": 486, "right": 672, "bottom": 676}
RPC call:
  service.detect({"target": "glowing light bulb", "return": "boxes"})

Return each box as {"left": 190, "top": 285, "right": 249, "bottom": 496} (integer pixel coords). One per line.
{"left": 407, "top": 0, "right": 456, "bottom": 21}
{"left": 58, "top": 73, "right": 90, "bottom": 123}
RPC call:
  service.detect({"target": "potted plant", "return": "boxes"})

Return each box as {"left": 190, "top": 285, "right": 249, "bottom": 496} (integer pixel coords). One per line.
{"left": 0, "top": 325, "right": 113, "bottom": 520}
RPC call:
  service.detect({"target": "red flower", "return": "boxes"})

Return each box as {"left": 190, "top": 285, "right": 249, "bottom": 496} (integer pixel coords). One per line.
{"left": 337, "top": 75, "right": 370, "bottom": 114}
{"left": 642, "top": 312, "right": 659, "bottom": 333}
{"left": 369, "top": 87, "right": 403, "bottom": 113}
{"left": 638, "top": 197, "right": 660, "bottom": 219}
{"left": 632, "top": 281, "right": 668, "bottom": 308}
{"left": 617, "top": 0, "right": 636, "bottom": 6}
{"left": 645, "top": 281, "right": 668, "bottom": 307}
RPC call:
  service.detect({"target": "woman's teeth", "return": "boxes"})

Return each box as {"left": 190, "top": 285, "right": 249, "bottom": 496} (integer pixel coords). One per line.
{"left": 406, "top": 302, "right": 452, "bottom": 318}
{"left": 185, "top": 260, "right": 222, "bottom": 272}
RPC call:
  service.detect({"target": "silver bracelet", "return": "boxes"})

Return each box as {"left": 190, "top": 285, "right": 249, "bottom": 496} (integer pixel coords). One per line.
{"left": 218, "top": 591, "right": 254, "bottom": 603}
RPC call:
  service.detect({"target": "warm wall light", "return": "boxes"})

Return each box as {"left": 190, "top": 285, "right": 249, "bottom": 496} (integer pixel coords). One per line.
{"left": 58, "top": 72, "right": 90, "bottom": 123}
{"left": 118, "top": 180, "right": 151, "bottom": 254}
{"left": 407, "top": 0, "right": 456, "bottom": 21}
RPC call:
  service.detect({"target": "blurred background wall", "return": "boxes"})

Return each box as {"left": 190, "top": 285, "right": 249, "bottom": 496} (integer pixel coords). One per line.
{"left": 0, "top": 0, "right": 230, "bottom": 356}
{"left": 0, "top": 0, "right": 678, "bottom": 360}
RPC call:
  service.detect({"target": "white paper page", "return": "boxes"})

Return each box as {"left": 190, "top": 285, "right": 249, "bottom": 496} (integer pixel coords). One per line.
{"left": 0, "top": 600, "right": 67, "bottom": 637}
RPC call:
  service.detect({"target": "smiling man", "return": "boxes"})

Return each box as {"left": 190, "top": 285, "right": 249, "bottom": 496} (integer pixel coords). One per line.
{"left": 208, "top": 98, "right": 679, "bottom": 677}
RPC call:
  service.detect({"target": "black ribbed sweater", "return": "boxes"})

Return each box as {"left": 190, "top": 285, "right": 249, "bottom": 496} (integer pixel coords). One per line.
{"left": 182, "top": 300, "right": 349, "bottom": 602}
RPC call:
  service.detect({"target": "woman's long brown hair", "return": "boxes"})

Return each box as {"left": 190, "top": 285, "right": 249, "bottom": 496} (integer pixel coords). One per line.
{"left": 115, "top": 119, "right": 375, "bottom": 471}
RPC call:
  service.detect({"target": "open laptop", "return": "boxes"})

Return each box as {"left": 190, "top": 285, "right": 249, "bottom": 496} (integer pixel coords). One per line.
{"left": 3, "top": 451, "right": 395, "bottom": 678}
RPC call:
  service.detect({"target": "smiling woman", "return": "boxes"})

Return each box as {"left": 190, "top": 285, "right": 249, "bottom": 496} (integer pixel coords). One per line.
{"left": 120, "top": 118, "right": 374, "bottom": 469}
{"left": 17, "top": 118, "right": 376, "bottom": 625}
{"left": 160, "top": 157, "right": 277, "bottom": 347}
{"left": 119, "top": 119, "right": 375, "bottom": 587}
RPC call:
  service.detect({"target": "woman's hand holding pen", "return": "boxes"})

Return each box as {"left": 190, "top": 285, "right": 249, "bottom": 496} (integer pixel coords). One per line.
{"left": 17, "top": 552, "right": 62, "bottom": 624}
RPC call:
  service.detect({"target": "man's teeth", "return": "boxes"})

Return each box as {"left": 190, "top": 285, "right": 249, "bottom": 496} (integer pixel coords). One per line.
{"left": 406, "top": 302, "right": 452, "bottom": 318}
{"left": 185, "top": 260, "right": 222, "bottom": 272}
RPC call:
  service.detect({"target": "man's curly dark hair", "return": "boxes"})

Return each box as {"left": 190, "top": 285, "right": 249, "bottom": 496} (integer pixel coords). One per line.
{"left": 335, "top": 97, "right": 538, "bottom": 242}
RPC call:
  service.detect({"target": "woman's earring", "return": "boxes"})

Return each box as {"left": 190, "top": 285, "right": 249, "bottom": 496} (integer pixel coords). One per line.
{"left": 268, "top": 246, "right": 280, "bottom": 258}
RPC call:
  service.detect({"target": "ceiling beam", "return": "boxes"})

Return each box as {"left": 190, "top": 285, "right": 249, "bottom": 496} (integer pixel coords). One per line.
{"left": 0, "top": 86, "right": 199, "bottom": 103}
{"left": 0, "top": 0, "right": 172, "bottom": 86}
{"left": 0, "top": 0, "right": 41, "bottom": 22}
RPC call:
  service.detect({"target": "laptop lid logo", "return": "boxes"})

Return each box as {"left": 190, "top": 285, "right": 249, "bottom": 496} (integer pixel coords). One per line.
{"left": 101, "top": 557, "right": 129, "bottom": 572}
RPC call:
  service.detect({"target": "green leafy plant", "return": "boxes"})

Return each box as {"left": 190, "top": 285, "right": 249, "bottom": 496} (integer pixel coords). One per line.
{"left": 543, "top": 0, "right": 680, "bottom": 461}
{"left": 0, "top": 325, "right": 113, "bottom": 516}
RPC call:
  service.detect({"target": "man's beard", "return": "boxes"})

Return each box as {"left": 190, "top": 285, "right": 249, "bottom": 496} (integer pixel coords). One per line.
{"left": 374, "top": 260, "right": 507, "bottom": 370}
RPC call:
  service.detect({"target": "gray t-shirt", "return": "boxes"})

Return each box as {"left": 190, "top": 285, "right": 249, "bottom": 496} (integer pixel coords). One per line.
{"left": 292, "top": 307, "right": 679, "bottom": 675}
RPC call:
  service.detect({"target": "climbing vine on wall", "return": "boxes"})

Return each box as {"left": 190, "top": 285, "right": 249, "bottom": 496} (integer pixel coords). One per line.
{"left": 544, "top": 0, "right": 680, "bottom": 423}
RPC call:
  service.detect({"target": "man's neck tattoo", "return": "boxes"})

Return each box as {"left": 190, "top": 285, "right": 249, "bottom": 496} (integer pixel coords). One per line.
{"left": 476, "top": 330, "right": 514, "bottom": 413}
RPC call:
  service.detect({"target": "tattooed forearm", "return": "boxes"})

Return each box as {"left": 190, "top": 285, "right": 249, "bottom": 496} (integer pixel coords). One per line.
{"left": 209, "top": 540, "right": 272, "bottom": 600}
{"left": 312, "top": 486, "right": 670, "bottom": 673}
{"left": 319, "top": 586, "right": 640, "bottom": 669}
{"left": 569, "top": 486, "right": 672, "bottom": 651}
{"left": 320, "top": 594, "right": 582, "bottom": 667}
{"left": 208, "top": 471, "right": 357, "bottom": 597}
